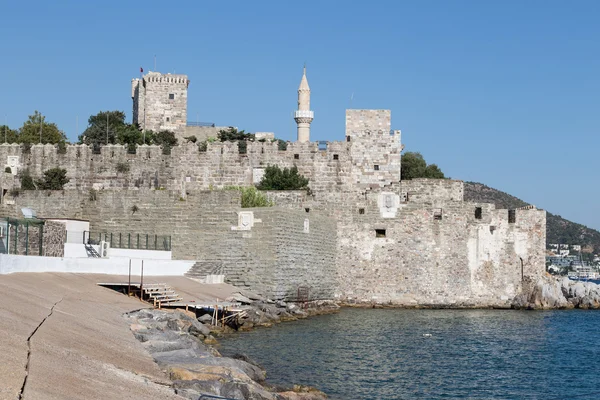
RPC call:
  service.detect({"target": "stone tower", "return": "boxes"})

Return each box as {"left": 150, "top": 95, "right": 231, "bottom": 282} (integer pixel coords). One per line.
{"left": 294, "top": 66, "right": 314, "bottom": 142}
{"left": 131, "top": 71, "right": 190, "bottom": 135}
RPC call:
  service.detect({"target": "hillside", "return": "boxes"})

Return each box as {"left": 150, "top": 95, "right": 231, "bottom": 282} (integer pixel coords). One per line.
{"left": 464, "top": 182, "right": 600, "bottom": 252}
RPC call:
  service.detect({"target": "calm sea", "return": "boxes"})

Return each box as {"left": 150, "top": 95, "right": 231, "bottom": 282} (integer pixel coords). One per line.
{"left": 219, "top": 308, "right": 600, "bottom": 400}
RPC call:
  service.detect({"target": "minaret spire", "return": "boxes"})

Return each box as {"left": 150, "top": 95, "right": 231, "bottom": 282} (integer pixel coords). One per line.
{"left": 294, "top": 65, "right": 314, "bottom": 142}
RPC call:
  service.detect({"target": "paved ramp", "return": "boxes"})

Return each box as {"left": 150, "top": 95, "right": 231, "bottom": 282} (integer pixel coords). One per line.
{"left": 0, "top": 272, "right": 190, "bottom": 400}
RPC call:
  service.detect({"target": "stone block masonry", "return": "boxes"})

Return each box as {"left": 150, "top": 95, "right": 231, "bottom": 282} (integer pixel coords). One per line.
{"left": 0, "top": 108, "right": 547, "bottom": 307}
{"left": 0, "top": 111, "right": 402, "bottom": 196}
{"left": 1, "top": 190, "right": 338, "bottom": 301}
{"left": 132, "top": 71, "right": 189, "bottom": 135}
{"left": 334, "top": 180, "right": 546, "bottom": 306}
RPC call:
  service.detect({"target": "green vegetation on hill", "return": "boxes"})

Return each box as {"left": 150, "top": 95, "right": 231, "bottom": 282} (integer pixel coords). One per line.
{"left": 464, "top": 182, "right": 600, "bottom": 253}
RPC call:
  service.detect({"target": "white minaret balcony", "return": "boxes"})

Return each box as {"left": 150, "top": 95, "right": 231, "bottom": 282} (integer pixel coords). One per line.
{"left": 294, "top": 110, "right": 314, "bottom": 120}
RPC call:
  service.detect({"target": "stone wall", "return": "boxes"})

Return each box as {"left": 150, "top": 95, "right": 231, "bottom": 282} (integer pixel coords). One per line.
{"left": 334, "top": 182, "right": 546, "bottom": 306}
{"left": 0, "top": 108, "right": 547, "bottom": 306}
{"left": 132, "top": 72, "right": 189, "bottom": 135}
{"left": 42, "top": 221, "right": 66, "bottom": 257}
{"left": 346, "top": 110, "right": 402, "bottom": 191}
{"left": 0, "top": 139, "right": 399, "bottom": 197}
{"left": 187, "top": 208, "right": 338, "bottom": 300}
{"left": 400, "top": 179, "right": 464, "bottom": 203}
{"left": 0, "top": 189, "right": 337, "bottom": 301}
{"left": 183, "top": 126, "right": 230, "bottom": 143}
{"left": 0, "top": 189, "right": 241, "bottom": 260}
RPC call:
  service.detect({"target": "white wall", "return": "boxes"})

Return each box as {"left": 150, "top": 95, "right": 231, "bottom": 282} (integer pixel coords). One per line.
{"left": 109, "top": 248, "right": 172, "bottom": 260}
{"left": 0, "top": 254, "right": 193, "bottom": 276}
{"left": 63, "top": 244, "right": 172, "bottom": 260}
{"left": 47, "top": 219, "right": 90, "bottom": 244}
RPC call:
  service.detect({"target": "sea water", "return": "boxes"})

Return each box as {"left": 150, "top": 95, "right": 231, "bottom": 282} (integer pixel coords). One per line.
{"left": 219, "top": 308, "right": 600, "bottom": 399}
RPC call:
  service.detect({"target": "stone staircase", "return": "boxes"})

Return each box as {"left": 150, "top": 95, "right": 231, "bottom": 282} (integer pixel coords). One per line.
{"left": 185, "top": 261, "right": 224, "bottom": 281}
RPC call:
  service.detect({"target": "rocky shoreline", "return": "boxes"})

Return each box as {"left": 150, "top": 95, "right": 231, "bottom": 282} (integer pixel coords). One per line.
{"left": 126, "top": 299, "right": 339, "bottom": 400}
{"left": 512, "top": 275, "right": 600, "bottom": 310}
{"left": 124, "top": 277, "right": 600, "bottom": 399}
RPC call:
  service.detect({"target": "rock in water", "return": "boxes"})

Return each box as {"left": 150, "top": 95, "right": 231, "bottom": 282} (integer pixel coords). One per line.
{"left": 513, "top": 275, "right": 600, "bottom": 310}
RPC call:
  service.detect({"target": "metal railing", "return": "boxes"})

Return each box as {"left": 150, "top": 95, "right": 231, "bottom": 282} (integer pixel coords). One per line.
{"left": 186, "top": 121, "right": 216, "bottom": 127}
{"left": 83, "top": 231, "right": 171, "bottom": 251}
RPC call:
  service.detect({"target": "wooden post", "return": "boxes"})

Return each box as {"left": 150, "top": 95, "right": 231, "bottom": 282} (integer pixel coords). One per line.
{"left": 128, "top": 259, "right": 131, "bottom": 296}
{"left": 25, "top": 223, "right": 29, "bottom": 256}
{"left": 140, "top": 260, "right": 144, "bottom": 301}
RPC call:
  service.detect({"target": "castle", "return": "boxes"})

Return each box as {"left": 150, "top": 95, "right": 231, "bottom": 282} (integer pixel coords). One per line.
{"left": 0, "top": 68, "right": 546, "bottom": 307}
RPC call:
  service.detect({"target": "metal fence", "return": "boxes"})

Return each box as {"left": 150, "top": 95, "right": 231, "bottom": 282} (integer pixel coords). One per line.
{"left": 186, "top": 121, "right": 216, "bottom": 127}
{"left": 0, "top": 217, "right": 45, "bottom": 256}
{"left": 83, "top": 231, "right": 171, "bottom": 251}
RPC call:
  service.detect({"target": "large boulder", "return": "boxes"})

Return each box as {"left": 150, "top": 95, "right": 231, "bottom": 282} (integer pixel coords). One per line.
{"left": 513, "top": 275, "right": 600, "bottom": 309}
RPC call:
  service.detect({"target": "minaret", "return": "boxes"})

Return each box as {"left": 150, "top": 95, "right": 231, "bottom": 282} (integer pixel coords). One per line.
{"left": 294, "top": 65, "right": 314, "bottom": 142}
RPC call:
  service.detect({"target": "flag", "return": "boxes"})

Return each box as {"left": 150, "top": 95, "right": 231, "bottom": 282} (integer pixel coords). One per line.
{"left": 140, "top": 67, "right": 143, "bottom": 73}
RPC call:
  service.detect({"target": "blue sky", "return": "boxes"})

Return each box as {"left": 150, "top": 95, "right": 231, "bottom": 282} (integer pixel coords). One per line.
{"left": 1, "top": 1, "right": 599, "bottom": 230}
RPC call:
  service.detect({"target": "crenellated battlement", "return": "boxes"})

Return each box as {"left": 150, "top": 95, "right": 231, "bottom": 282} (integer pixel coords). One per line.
{"left": 143, "top": 72, "right": 189, "bottom": 86}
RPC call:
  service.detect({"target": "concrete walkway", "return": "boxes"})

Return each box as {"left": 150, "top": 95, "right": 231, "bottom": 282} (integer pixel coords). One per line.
{"left": 0, "top": 272, "right": 239, "bottom": 400}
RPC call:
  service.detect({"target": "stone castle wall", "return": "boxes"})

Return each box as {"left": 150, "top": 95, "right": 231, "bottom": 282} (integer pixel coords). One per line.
{"left": 0, "top": 109, "right": 547, "bottom": 306}
{"left": 0, "top": 139, "right": 398, "bottom": 197}
{"left": 132, "top": 72, "right": 189, "bottom": 135}
{"left": 1, "top": 190, "right": 337, "bottom": 301}
{"left": 334, "top": 182, "right": 545, "bottom": 306}
{"left": 346, "top": 110, "right": 402, "bottom": 191}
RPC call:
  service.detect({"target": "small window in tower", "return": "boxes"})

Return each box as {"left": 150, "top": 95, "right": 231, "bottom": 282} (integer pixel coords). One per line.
{"left": 166, "top": 117, "right": 170, "bottom": 122}
{"left": 333, "top": 154, "right": 339, "bottom": 160}
{"left": 375, "top": 229, "right": 386, "bottom": 238}
{"left": 169, "top": 93, "right": 175, "bottom": 100}
{"left": 433, "top": 208, "right": 443, "bottom": 220}
{"left": 475, "top": 207, "right": 482, "bottom": 219}
{"left": 508, "top": 209, "right": 516, "bottom": 224}
{"left": 374, "top": 165, "right": 380, "bottom": 171}
{"left": 294, "top": 154, "right": 299, "bottom": 160}
{"left": 346, "top": 136, "right": 351, "bottom": 142}
{"left": 359, "top": 208, "right": 365, "bottom": 215}
{"left": 305, "top": 208, "right": 310, "bottom": 213}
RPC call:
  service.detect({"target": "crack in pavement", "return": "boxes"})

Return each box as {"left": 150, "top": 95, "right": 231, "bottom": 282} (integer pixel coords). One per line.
{"left": 18, "top": 297, "right": 64, "bottom": 400}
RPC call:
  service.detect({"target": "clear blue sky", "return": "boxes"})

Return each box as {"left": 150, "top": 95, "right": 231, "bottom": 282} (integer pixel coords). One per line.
{"left": 1, "top": 1, "right": 599, "bottom": 230}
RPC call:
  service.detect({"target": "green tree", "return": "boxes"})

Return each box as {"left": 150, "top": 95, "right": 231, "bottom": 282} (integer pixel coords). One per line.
{"left": 153, "top": 130, "right": 177, "bottom": 155}
{"left": 218, "top": 127, "right": 254, "bottom": 142}
{"left": 116, "top": 123, "right": 143, "bottom": 152}
{"left": 257, "top": 165, "right": 309, "bottom": 190}
{"left": 218, "top": 127, "right": 254, "bottom": 154}
{"left": 0, "top": 125, "right": 19, "bottom": 143}
{"left": 20, "top": 169, "right": 36, "bottom": 190}
{"left": 401, "top": 152, "right": 445, "bottom": 180}
{"left": 79, "top": 110, "right": 128, "bottom": 145}
{"left": 37, "top": 167, "right": 69, "bottom": 190}
{"left": 18, "top": 111, "right": 67, "bottom": 145}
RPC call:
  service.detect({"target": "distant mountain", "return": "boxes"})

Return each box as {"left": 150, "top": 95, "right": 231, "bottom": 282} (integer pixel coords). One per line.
{"left": 464, "top": 182, "right": 600, "bottom": 252}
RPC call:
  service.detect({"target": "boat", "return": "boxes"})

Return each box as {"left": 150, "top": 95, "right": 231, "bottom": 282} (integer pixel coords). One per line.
{"left": 567, "top": 257, "right": 600, "bottom": 283}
